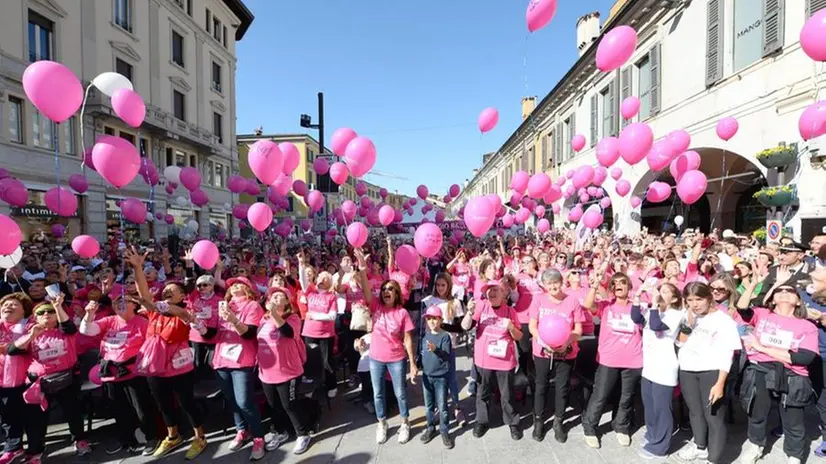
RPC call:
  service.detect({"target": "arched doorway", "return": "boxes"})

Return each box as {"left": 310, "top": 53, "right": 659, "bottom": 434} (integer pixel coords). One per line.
{"left": 735, "top": 183, "right": 768, "bottom": 233}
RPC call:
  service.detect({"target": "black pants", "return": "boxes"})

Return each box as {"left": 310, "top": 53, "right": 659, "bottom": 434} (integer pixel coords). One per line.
{"left": 105, "top": 376, "right": 159, "bottom": 444}
{"left": 262, "top": 378, "right": 310, "bottom": 436}
{"left": 517, "top": 323, "right": 533, "bottom": 380}
{"left": 475, "top": 367, "right": 518, "bottom": 427}
{"left": 582, "top": 365, "right": 641, "bottom": 436}
{"left": 746, "top": 369, "right": 807, "bottom": 460}
{"left": 640, "top": 378, "right": 673, "bottom": 456}
{"left": 0, "top": 385, "right": 31, "bottom": 453}
{"left": 358, "top": 371, "right": 373, "bottom": 404}
{"left": 533, "top": 356, "right": 573, "bottom": 420}
{"left": 191, "top": 342, "right": 215, "bottom": 380}
{"left": 27, "top": 377, "right": 85, "bottom": 454}
{"left": 814, "top": 359, "right": 826, "bottom": 441}
{"left": 304, "top": 336, "right": 336, "bottom": 392}
{"left": 679, "top": 370, "right": 727, "bottom": 464}
{"left": 146, "top": 371, "right": 203, "bottom": 429}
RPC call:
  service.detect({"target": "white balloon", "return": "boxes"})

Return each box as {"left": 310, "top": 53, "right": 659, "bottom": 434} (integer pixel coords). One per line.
{"left": 674, "top": 215, "right": 684, "bottom": 227}
{"left": 92, "top": 72, "right": 134, "bottom": 97}
{"left": 146, "top": 212, "right": 154, "bottom": 222}
{"left": 175, "top": 196, "right": 188, "bottom": 207}
{"left": 164, "top": 166, "right": 182, "bottom": 185}
{"left": 223, "top": 203, "right": 231, "bottom": 211}
{"left": 0, "top": 247, "right": 23, "bottom": 269}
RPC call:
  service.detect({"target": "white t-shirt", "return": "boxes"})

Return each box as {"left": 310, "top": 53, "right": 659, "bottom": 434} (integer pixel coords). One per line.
{"left": 421, "top": 295, "right": 465, "bottom": 348}
{"left": 357, "top": 333, "right": 372, "bottom": 373}
{"left": 641, "top": 305, "right": 685, "bottom": 386}
{"left": 677, "top": 310, "right": 741, "bottom": 373}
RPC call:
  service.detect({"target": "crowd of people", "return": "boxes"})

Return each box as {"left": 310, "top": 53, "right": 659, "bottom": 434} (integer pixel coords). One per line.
{"left": 0, "top": 224, "right": 825, "bottom": 464}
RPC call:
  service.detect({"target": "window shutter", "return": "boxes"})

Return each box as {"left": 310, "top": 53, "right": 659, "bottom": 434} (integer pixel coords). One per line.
{"left": 649, "top": 44, "right": 661, "bottom": 115}
{"left": 609, "top": 74, "right": 619, "bottom": 136}
{"left": 568, "top": 117, "right": 576, "bottom": 159}
{"left": 705, "top": 0, "right": 724, "bottom": 87}
{"left": 808, "top": 0, "right": 826, "bottom": 17}
{"left": 620, "top": 67, "right": 631, "bottom": 127}
{"left": 541, "top": 133, "right": 548, "bottom": 172}
{"left": 762, "top": 0, "right": 785, "bottom": 56}
{"left": 590, "top": 94, "right": 598, "bottom": 147}
{"left": 555, "top": 122, "right": 563, "bottom": 166}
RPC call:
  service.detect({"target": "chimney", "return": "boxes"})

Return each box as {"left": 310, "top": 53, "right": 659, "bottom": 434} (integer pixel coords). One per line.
{"left": 576, "top": 12, "right": 601, "bottom": 57}
{"left": 521, "top": 97, "right": 537, "bottom": 121}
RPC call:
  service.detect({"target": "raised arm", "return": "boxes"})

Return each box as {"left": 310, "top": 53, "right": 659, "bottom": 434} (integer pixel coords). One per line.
{"left": 386, "top": 236, "right": 395, "bottom": 274}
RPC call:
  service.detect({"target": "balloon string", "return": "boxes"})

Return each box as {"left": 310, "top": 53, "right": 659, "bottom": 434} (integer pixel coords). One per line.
{"left": 118, "top": 187, "right": 125, "bottom": 309}
{"left": 709, "top": 150, "right": 729, "bottom": 232}
{"left": 53, "top": 122, "right": 61, "bottom": 220}
{"left": 79, "top": 84, "right": 92, "bottom": 175}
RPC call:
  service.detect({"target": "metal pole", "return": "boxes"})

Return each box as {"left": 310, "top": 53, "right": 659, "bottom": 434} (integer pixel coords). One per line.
{"left": 317, "top": 92, "right": 325, "bottom": 153}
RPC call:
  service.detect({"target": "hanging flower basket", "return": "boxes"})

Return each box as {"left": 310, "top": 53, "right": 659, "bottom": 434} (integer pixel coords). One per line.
{"left": 753, "top": 184, "right": 796, "bottom": 207}
{"left": 755, "top": 146, "right": 797, "bottom": 169}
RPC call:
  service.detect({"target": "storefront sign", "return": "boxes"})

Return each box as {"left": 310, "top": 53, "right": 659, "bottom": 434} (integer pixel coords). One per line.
{"left": 10, "top": 191, "right": 79, "bottom": 218}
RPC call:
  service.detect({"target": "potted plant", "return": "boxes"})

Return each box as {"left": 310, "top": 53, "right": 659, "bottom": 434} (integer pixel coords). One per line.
{"left": 755, "top": 144, "right": 798, "bottom": 169}
{"left": 752, "top": 226, "right": 767, "bottom": 243}
{"left": 753, "top": 184, "right": 796, "bottom": 207}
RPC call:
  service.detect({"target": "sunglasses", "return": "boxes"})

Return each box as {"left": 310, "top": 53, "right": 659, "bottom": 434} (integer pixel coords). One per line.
{"left": 710, "top": 286, "right": 728, "bottom": 293}
{"left": 35, "top": 309, "right": 56, "bottom": 316}
{"left": 775, "top": 287, "right": 797, "bottom": 294}
{"left": 568, "top": 270, "right": 581, "bottom": 275}
{"left": 381, "top": 286, "right": 395, "bottom": 292}
{"left": 197, "top": 283, "right": 212, "bottom": 288}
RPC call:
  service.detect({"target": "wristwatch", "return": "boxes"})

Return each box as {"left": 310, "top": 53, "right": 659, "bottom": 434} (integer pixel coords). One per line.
{"left": 678, "top": 323, "right": 693, "bottom": 335}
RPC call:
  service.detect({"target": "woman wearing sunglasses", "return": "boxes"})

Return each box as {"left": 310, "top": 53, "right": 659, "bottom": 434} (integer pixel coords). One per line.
{"left": 0, "top": 293, "right": 35, "bottom": 464}
{"left": 297, "top": 251, "right": 339, "bottom": 399}
{"left": 188, "top": 275, "right": 221, "bottom": 378}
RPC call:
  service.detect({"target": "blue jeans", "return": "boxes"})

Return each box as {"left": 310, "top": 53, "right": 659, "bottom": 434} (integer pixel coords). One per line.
{"left": 216, "top": 367, "right": 264, "bottom": 438}
{"left": 423, "top": 374, "right": 449, "bottom": 434}
{"left": 369, "top": 358, "right": 409, "bottom": 420}
{"left": 447, "top": 350, "right": 461, "bottom": 407}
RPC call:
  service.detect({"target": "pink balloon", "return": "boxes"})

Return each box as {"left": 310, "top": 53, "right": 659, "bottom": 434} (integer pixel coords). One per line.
{"left": 22, "top": 61, "right": 83, "bottom": 123}
{"left": 676, "top": 170, "right": 708, "bottom": 205}
{"left": 801, "top": 10, "right": 826, "bottom": 61}
{"left": 51, "top": 224, "right": 65, "bottom": 238}
{"left": 582, "top": 209, "right": 604, "bottom": 229}
{"left": 111, "top": 88, "right": 146, "bottom": 128}
{"left": 579, "top": 193, "right": 590, "bottom": 203}
{"left": 306, "top": 190, "right": 324, "bottom": 213}
{"left": 630, "top": 196, "right": 642, "bottom": 208}
{"left": 164, "top": 214, "right": 174, "bottom": 224}
{"left": 346, "top": 222, "right": 368, "bottom": 248}
{"left": 300, "top": 219, "right": 312, "bottom": 232}
{"left": 414, "top": 223, "right": 443, "bottom": 258}
{"left": 71, "top": 235, "right": 99, "bottom": 259}
{"left": 670, "top": 150, "right": 701, "bottom": 182}
{"left": 799, "top": 100, "right": 826, "bottom": 141}
{"left": 227, "top": 175, "right": 246, "bottom": 193}
{"left": 567, "top": 207, "right": 583, "bottom": 223}
{"left": 510, "top": 171, "right": 530, "bottom": 194}
{"left": 647, "top": 139, "right": 677, "bottom": 172}
{"left": 179, "top": 167, "right": 201, "bottom": 191}
{"left": 449, "top": 184, "right": 461, "bottom": 197}
{"left": 435, "top": 210, "right": 446, "bottom": 223}
{"left": 596, "top": 26, "right": 638, "bottom": 72}
{"left": 596, "top": 137, "right": 621, "bottom": 167}
{"left": 92, "top": 135, "right": 141, "bottom": 188}
{"left": 245, "top": 180, "right": 260, "bottom": 196}
{"left": 44, "top": 187, "right": 77, "bottom": 217}
{"left": 293, "top": 180, "right": 308, "bottom": 197}
{"left": 538, "top": 314, "right": 571, "bottom": 348}
{"left": 527, "top": 173, "right": 551, "bottom": 199}
{"left": 0, "top": 178, "right": 27, "bottom": 208}
{"left": 646, "top": 181, "right": 672, "bottom": 203}
{"left": 535, "top": 205, "right": 546, "bottom": 217}
{"left": 83, "top": 148, "right": 97, "bottom": 172}
{"left": 555, "top": 176, "right": 566, "bottom": 186}
{"left": 248, "top": 140, "right": 284, "bottom": 185}
{"left": 666, "top": 130, "right": 691, "bottom": 154}
{"left": 620, "top": 96, "right": 640, "bottom": 120}
{"left": 615, "top": 179, "right": 631, "bottom": 197}
{"left": 716, "top": 117, "right": 739, "bottom": 141}
{"left": 515, "top": 207, "right": 531, "bottom": 224}
{"left": 586, "top": 186, "right": 598, "bottom": 196}
{"left": 552, "top": 203, "right": 561, "bottom": 214}
{"left": 501, "top": 214, "right": 514, "bottom": 228}
{"left": 396, "top": 245, "right": 421, "bottom": 275}
{"left": 566, "top": 170, "right": 575, "bottom": 179}
{"left": 313, "top": 157, "right": 330, "bottom": 175}
{"left": 331, "top": 128, "right": 358, "bottom": 156}
{"left": 192, "top": 240, "right": 219, "bottom": 269}
{"left": 341, "top": 200, "right": 357, "bottom": 222}
{"left": 0, "top": 214, "right": 22, "bottom": 255}
{"left": 379, "top": 188, "right": 388, "bottom": 199}
{"left": 268, "top": 174, "right": 290, "bottom": 196}
{"left": 232, "top": 204, "right": 248, "bottom": 220}
{"left": 572, "top": 166, "right": 595, "bottom": 189}
{"left": 600, "top": 197, "right": 612, "bottom": 209}
{"left": 279, "top": 142, "right": 300, "bottom": 175}
{"left": 66, "top": 173, "right": 87, "bottom": 196}
{"left": 543, "top": 185, "right": 562, "bottom": 204}
{"left": 463, "top": 196, "right": 496, "bottom": 237}
{"left": 343, "top": 137, "right": 377, "bottom": 178}
{"left": 121, "top": 198, "right": 147, "bottom": 223}
{"left": 247, "top": 202, "right": 273, "bottom": 232}
{"left": 618, "top": 122, "right": 654, "bottom": 165}
{"left": 571, "top": 134, "right": 586, "bottom": 152}
{"left": 526, "top": 0, "right": 558, "bottom": 32}
{"left": 394, "top": 209, "right": 403, "bottom": 223}
{"left": 478, "top": 107, "right": 499, "bottom": 133}
{"left": 378, "top": 205, "right": 395, "bottom": 226}
{"left": 416, "top": 185, "right": 429, "bottom": 200}
{"left": 329, "top": 162, "right": 349, "bottom": 185}
{"left": 536, "top": 218, "right": 551, "bottom": 233}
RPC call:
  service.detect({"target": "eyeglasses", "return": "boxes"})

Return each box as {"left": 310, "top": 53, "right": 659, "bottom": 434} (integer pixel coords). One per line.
{"left": 197, "top": 283, "right": 212, "bottom": 288}
{"left": 775, "top": 287, "right": 797, "bottom": 294}
{"left": 35, "top": 309, "right": 56, "bottom": 316}
{"left": 710, "top": 286, "right": 728, "bottom": 293}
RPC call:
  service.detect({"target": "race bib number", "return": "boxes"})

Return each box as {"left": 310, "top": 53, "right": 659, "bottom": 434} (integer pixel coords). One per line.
{"left": 171, "top": 348, "right": 194, "bottom": 369}
{"left": 610, "top": 315, "right": 636, "bottom": 334}
{"left": 760, "top": 329, "right": 793, "bottom": 350}
{"left": 39, "top": 339, "right": 66, "bottom": 361}
{"left": 487, "top": 339, "right": 508, "bottom": 359}
{"left": 104, "top": 331, "right": 128, "bottom": 348}
{"left": 196, "top": 307, "right": 213, "bottom": 320}
{"left": 220, "top": 344, "right": 242, "bottom": 362}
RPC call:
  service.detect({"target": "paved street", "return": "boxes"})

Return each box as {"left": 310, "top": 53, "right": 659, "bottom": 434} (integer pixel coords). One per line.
{"left": 39, "top": 351, "right": 822, "bottom": 464}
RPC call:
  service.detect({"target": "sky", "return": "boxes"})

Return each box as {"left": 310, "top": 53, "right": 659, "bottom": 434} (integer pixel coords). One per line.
{"left": 235, "top": 0, "right": 618, "bottom": 198}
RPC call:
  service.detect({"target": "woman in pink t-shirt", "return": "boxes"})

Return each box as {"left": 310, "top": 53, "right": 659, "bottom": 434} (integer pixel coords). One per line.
{"left": 258, "top": 286, "right": 314, "bottom": 456}
{"left": 79, "top": 295, "right": 157, "bottom": 454}
{"left": 460, "top": 280, "right": 523, "bottom": 441}
{"left": 187, "top": 274, "right": 222, "bottom": 378}
{"left": 213, "top": 276, "right": 266, "bottom": 460}
{"left": 446, "top": 249, "right": 471, "bottom": 300}
{"left": 736, "top": 282, "right": 818, "bottom": 463}
{"left": 527, "top": 269, "right": 588, "bottom": 443}
{"left": 298, "top": 252, "right": 338, "bottom": 398}
{"left": 0, "top": 293, "right": 33, "bottom": 462}
{"left": 358, "top": 248, "right": 417, "bottom": 446}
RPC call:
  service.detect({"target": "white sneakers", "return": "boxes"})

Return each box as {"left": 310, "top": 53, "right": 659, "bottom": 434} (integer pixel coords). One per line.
{"left": 375, "top": 420, "right": 411, "bottom": 445}
{"left": 616, "top": 433, "right": 631, "bottom": 447}
{"left": 397, "top": 422, "right": 411, "bottom": 444}
{"left": 327, "top": 388, "right": 338, "bottom": 399}
{"left": 677, "top": 442, "right": 709, "bottom": 461}
{"left": 737, "top": 441, "right": 762, "bottom": 464}
{"left": 584, "top": 435, "right": 600, "bottom": 448}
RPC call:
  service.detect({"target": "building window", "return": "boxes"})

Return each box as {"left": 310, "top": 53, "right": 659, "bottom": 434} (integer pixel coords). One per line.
{"left": 173, "top": 90, "right": 185, "bottom": 121}
{"left": 172, "top": 0, "right": 190, "bottom": 15}
{"left": 64, "top": 117, "right": 76, "bottom": 154}
{"left": 307, "top": 148, "right": 314, "bottom": 162}
{"left": 215, "top": 163, "right": 225, "bottom": 188}
{"left": 171, "top": 30, "right": 184, "bottom": 67}
{"left": 733, "top": 0, "right": 763, "bottom": 72}
{"left": 600, "top": 86, "right": 612, "bottom": 139}
{"left": 115, "top": 58, "right": 133, "bottom": 83}
{"left": 113, "top": 0, "right": 131, "bottom": 32}
{"left": 120, "top": 132, "right": 135, "bottom": 146}
{"left": 8, "top": 97, "right": 23, "bottom": 144}
{"left": 205, "top": 9, "right": 211, "bottom": 33}
{"left": 174, "top": 150, "right": 186, "bottom": 167}
{"left": 205, "top": 160, "right": 215, "bottom": 185}
{"left": 211, "top": 62, "right": 222, "bottom": 92}
{"left": 213, "top": 17, "right": 222, "bottom": 42}
{"left": 222, "top": 26, "right": 227, "bottom": 47}
{"left": 186, "top": 0, "right": 192, "bottom": 15}
{"left": 212, "top": 112, "right": 223, "bottom": 144}
{"left": 636, "top": 56, "right": 652, "bottom": 120}
{"left": 32, "top": 110, "right": 54, "bottom": 149}
{"left": 104, "top": 126, "right": 116, "bottom": 136}
{"left": 28, "top": 10, "right": 54, "bottom": 62}
{"left": 563, "top": 118, "right": 572, "bottom": 160}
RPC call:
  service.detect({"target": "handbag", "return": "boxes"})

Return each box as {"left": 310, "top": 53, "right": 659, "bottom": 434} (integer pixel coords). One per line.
{"left": 39, "top": 369, "right": 74, "bottom": 395}
{"left": 349, "top": 303, "right": 371, "bottom": 332}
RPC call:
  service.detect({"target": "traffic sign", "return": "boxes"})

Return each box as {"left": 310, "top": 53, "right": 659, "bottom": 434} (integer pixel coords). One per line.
{"left": 766, "top": 220, "right": 782, "bottom": 244}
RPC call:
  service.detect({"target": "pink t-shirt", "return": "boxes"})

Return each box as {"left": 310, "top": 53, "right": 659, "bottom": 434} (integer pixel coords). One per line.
{"left": 595, "top": 300, "right": 643, "bottom": 369}
{"left": 29, "top": 327, "right": 77, "bottom": 377}
{"left": 212, "top": 298, "right": 265, "bottom": 370}
{"left": 0, "top": 319, "right": 31, "bottom": 387}
{"left": 528, "top": 294, "right": 586, "bottom": 360}
{"left": 451, "top": 262, "right": 471, "bottom": 289}
{"left": 189, "top": 292, "right": 223, "bottom": 344}
{"left": 301, "top": 291, "right": 337, "bottom": 339}
{"left": 473, "top": 301, "right": 519, "bottom": 371}
{"left": 369, "top": 301, "right": 414, "bottom": 363}
{"left": 389, "top": 270, "right": 411, "bottom": 303}
{"left": 514, "top": 274, "right": 542, "bottom": 324}
{"left": 566, "top": 286, "right": 595, "bottom": 335}
{"left": 96, "top": 315, "right": 149, "bottom": 382}
{"left": 257, "top": 314, "right": 305, "bottom": 384}
{"left": 747, "top": 306, "right": 818, "bottom": 376}
{"left": 368, "top": 274, "right": 384, "bottom": 298}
